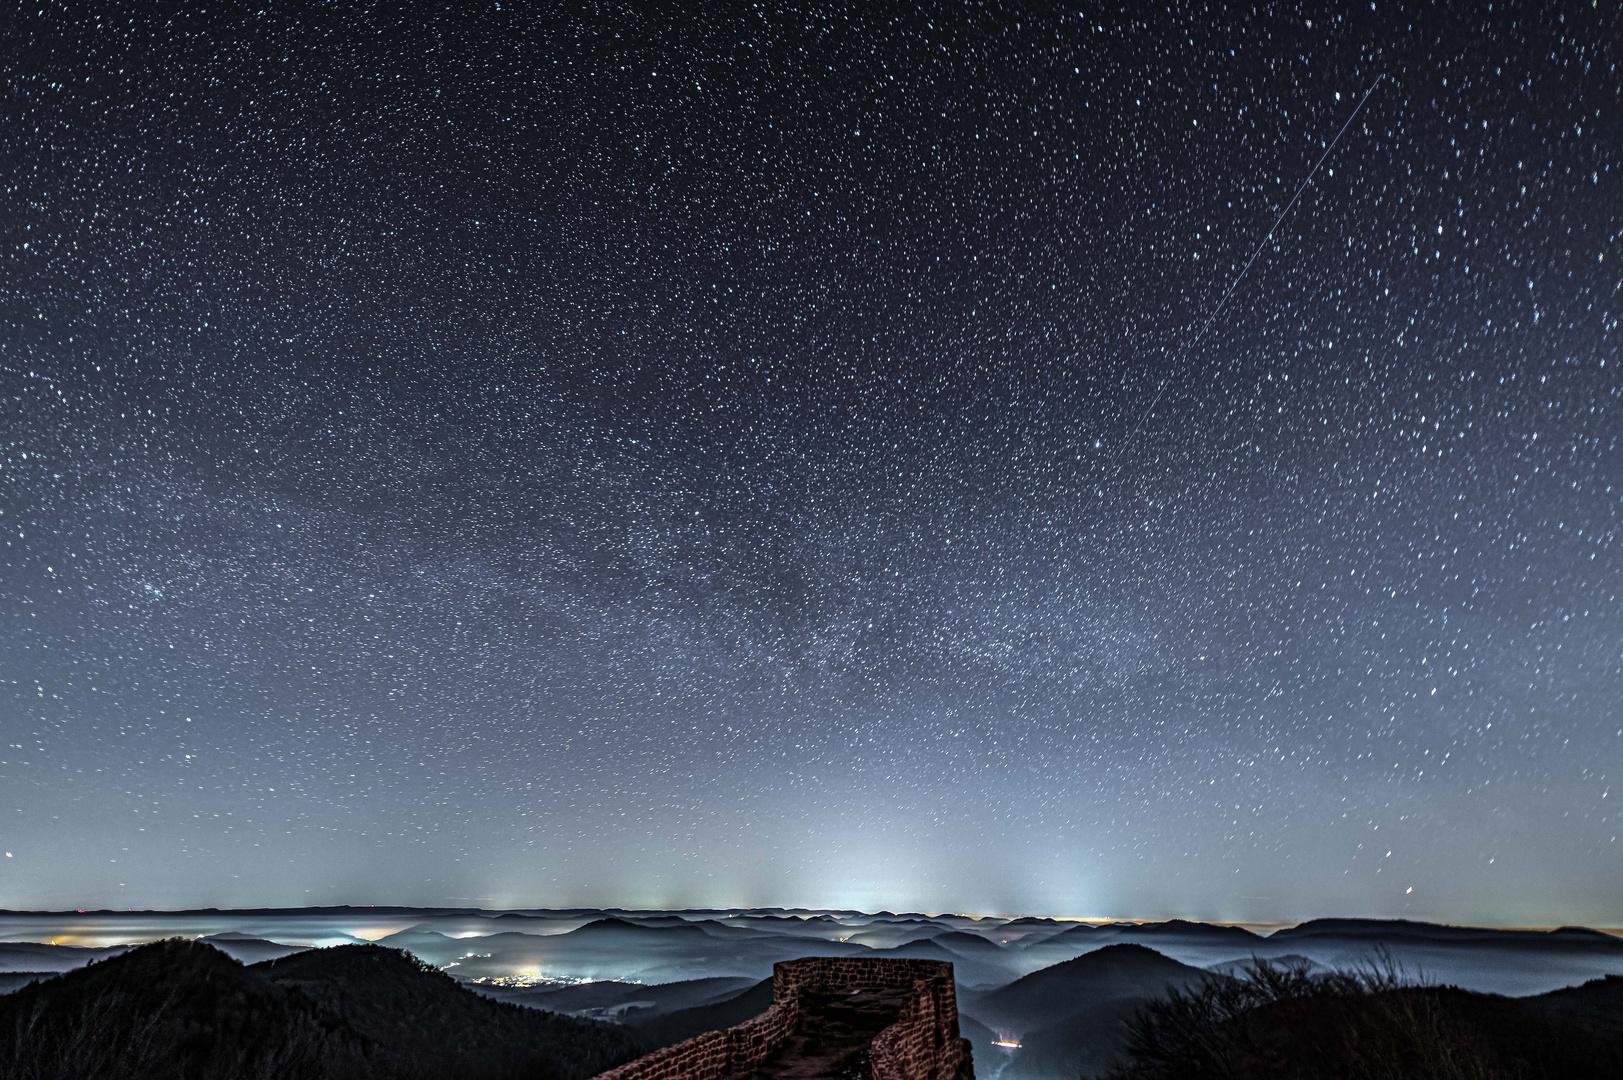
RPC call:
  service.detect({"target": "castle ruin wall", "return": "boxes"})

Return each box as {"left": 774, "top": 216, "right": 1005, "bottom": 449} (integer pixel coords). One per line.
{"left": 590, "top": 956, "right": 973, "bottom": 1080}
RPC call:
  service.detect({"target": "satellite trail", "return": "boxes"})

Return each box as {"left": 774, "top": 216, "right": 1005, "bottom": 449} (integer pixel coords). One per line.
{"left": 1107, "top": 73, "right": 1387, "bottom": 471}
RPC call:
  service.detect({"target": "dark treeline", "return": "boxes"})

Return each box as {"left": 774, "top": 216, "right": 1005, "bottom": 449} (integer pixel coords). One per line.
{"left": 0, "top": 940, "right": 644, "bottom": 1080}
{"left": 1104, "top": 957, "right": 1623, "bottom": 1080}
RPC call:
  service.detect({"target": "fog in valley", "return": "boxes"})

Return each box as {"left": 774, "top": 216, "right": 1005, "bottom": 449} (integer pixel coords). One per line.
{"left": 5, "top": 908, "right": 1620, "bottom": 1080}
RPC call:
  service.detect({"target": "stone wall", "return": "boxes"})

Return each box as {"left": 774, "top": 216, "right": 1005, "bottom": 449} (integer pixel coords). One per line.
{"left": 589, "top": 995, "right": 798, "bottom": 1080}
{"left": 869, "top": 969, "right": 973, "bottom": 1080}
{"left": 590, "top": 956, "right": 973, "bottom": 1080}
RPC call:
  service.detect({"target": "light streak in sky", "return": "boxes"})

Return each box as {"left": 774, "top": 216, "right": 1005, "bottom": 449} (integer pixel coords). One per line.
{"left": 1107, "top": 73, "right": 1387, "bottom": 471}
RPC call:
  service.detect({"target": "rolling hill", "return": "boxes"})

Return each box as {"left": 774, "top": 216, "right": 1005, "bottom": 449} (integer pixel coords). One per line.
{"left": 0, "top": 939, "right": 643, "bottom": 1080}
{"left": 968, "top": 943, "right": 1210, "bottom": 1036}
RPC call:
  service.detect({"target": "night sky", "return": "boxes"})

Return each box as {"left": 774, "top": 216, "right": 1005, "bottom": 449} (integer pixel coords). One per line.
{"left": 2, "top": 3, "right": 1619, "bottom": 924}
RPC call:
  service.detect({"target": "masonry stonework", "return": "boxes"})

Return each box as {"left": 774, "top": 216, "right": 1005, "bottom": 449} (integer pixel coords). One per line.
{"left": 590, "top": 957, "right": 974, "bottom": 1080}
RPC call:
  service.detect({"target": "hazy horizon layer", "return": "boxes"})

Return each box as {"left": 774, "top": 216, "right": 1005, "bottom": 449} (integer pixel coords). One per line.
{"left": 2, "top": 905, "right": 1620, "bottom": 935}
{"left": 4, "top": 907, "right": 1622, "bottom": 1001}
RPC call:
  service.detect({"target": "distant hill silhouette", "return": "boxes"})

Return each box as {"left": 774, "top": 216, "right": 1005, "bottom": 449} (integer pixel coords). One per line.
{"left": 564, "top": 917, "right": 711, "bottom": 941}
{"left": 0, "top": 973, "right": 52, "bottom": 995}
{"left": 931, "top": 930, "right": 1010, "bottom": 957}
{"left": 627, "top": 976, "right": 775, "bottom": 1048}
{"left": 198, "top": 932, "right": 310, "bottom": 964}
{"left": 610, "top": 916, "right": 700, "bottom": 929}
{"left": 0, "top": 940, "right": 130, "bottom": 973}
{"left": 1015, "top": 922, "right": 1103, "bottom": 949}
{"left": 0, "top": 939, "right": 642, "bottom": 1080}
{"left": 1115, "top": 921, "right": 1262, "bottom": 945}
{"left": 863, "top": 938, "right": 963, "bottom": 962}
{"left": 1270, "top": 918, "right": 1623, "bottom": 950}
{"left": 472, "top": 975, "right": 756, "bottom": 1022}
{"left": 972, "top": 944, "right": 1209, "bottom": 1034}
{"left": 1017, "top": 921, "right": 1259, "bottom": 955}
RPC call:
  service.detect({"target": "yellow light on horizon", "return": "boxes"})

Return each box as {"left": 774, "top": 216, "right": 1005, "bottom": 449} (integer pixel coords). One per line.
{"left": 348, "top": 928, "right": 395, "bottom": 942}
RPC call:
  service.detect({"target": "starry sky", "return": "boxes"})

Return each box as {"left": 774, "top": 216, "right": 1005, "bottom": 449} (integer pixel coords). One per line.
{"left": 2, "top": 3, "right": 1619, "bottom": 924}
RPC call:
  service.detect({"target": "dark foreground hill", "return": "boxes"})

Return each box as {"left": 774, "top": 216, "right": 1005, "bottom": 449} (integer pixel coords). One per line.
{"left": 1108, "top": 963, "right": 1623, "bottom": 1080}
{"left": 0, "top": 939, "right": 643, "bottom": 1080}
{"left": 962, "top": 944, "right": 1210, "bottom": 1080}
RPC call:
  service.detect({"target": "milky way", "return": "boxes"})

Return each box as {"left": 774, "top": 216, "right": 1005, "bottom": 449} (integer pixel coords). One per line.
{"left": 2, "top": 4, "right": 1619, "bottom": 922}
